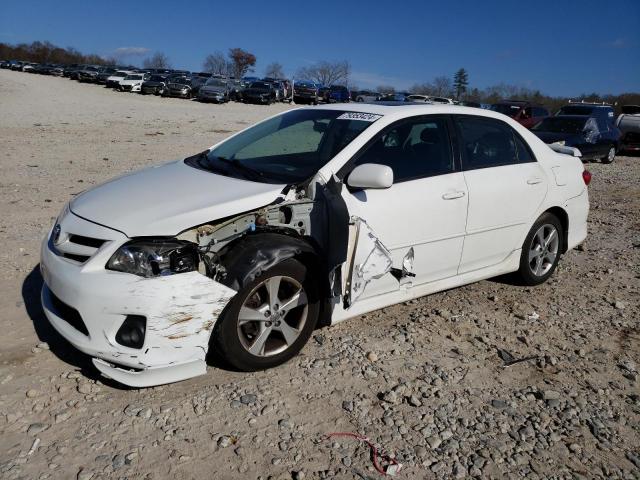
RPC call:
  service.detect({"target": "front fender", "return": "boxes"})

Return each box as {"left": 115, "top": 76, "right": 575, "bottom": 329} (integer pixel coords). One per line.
{"left": 216, "top": 232, "right": 322, "bottom": 291}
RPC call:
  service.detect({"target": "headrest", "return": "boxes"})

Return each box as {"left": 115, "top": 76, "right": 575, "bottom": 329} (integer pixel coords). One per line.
{"left": 420, "top": 128, "right": 441, "bottom": 143}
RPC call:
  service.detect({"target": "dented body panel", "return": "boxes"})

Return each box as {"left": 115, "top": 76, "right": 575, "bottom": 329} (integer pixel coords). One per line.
{"left": 40, "top": 210, "right": 236, "bottom": 385}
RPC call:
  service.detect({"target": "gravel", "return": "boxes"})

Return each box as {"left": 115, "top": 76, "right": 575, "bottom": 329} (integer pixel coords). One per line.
{"left": 0, "top": 70, "right": 638, "bottom": 479}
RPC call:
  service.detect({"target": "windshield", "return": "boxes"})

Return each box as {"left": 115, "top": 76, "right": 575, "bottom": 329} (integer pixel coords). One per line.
{"left": 532, "top": 117, "right": 588, "bottom": 134}
{"left": 114, "top": 71, "right": 128, "bottom": 77}
{"left": 205, "top": 78, "right": 227, "bottom": 87}
{"left": 296, "top": 82, "right": 315, "bottom": 88}
{"left": 171, "top": 77, "right": 189, "bottom": 85}
{"left": 250, "top": 82, "right": 270, "bottom": 89}
{"left": 149, "top": 75, "right": 165, "bottom": 81}
{"left": 124, "top": 75, "right": 142, "bottom": 80}
{"left": 491, "top": 104, "right": 522, "bottom": 117}
{"left": 192, "top": 109, "right": 379, "bottom": 184}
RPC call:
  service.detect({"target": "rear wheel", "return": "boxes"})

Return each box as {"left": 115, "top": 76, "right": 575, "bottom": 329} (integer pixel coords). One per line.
{"left": 211, "top": 258, "right": 319, "bottom": 371}
{"left": 516, "top": 213, "right": 563, "bottom": 286}
{"left": 601, "top": 145, "right": 616, "bottom": 164}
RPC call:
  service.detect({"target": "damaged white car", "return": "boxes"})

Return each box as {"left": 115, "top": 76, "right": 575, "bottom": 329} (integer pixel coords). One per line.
{"left": 40, "top": 104, "right": 590, "bottom": 387}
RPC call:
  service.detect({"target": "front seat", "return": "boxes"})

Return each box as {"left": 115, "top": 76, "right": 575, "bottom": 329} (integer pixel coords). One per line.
{"left": 411, "top": 127, "right": 449, "bottom": 175}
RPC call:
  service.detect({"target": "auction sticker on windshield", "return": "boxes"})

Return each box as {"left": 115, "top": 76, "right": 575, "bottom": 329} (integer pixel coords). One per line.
{"left": 336, "top": 112, "right": 382, "bottom": 122}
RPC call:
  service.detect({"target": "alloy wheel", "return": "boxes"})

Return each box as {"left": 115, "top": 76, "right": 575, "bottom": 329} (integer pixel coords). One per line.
{"left": 237, "top": 275, "right": 308, "bottom": 357}
{"left": 528, "top": 224, "right": 559, "bottom": 277}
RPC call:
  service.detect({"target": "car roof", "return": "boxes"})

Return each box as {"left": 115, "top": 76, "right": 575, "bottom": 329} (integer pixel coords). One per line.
{"left": 302, "top": 102, "right": 517, "bottom": 122}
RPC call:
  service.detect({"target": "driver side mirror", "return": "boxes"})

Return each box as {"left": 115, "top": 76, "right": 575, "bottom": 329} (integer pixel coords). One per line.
{"left": 347, "top": 163, "right": 393, "bottom": 189}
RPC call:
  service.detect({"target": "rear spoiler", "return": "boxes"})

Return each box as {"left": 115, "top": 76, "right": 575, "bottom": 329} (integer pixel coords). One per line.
{"left": 549, "top": 143, "right": 582, "bottom": 157}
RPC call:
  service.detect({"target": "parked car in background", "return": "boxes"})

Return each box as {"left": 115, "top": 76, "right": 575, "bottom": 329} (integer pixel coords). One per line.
{"left": 430, "top": 96, "right": 454, "bottom": 105}
{"left": 318, "top": 86, "right": 330, "bottom": 103}
{"left": 354, "top": 90, "right": 380, "bottom": 102}
{"left": 328, "top": 85, "right": 350, "bottom": 103}
{"left": 556, "top": 102, "right": 616, "bottom": 126}
{"left": 491, "top": 100, "right": 549, "bottom": 129}
{"left": 118, "top": 73, "right": 150, "bottom": 92}
{"left": 163, "top": 77, "right": 195, "bottom": 98}
{"left": 188, "top": 76, "right": 207, "bottom": 97}
{"left": 407, "top": 94, "right": 432, "bottom": 103}
{"left": 96, "top": 67, "right": 118, "bottom": 84}
{"left": 378, "top": 92, "right": 412, "bottom": 102}
{"left": 140, "top": 74, "right": 168, "bottom": 95}
{"left": 531, "top": 115, "right": 621, "bottom": 163}
{"left": 197, "top": 77, "right": 231, "bottom": 103}
{"left": 106, "top": 71, "right": 134, "bottom": 88}
{"left": 293, "top": 81, "right": 320, "bottom": 104}
{"left": 77, "top": 66, "right": 103, "bottom": 83}
{"left": 242, "top": 81, "right": 276, "bottom": 104}
{"left": 615, "top": 105, "right": 640, "bottom": 154}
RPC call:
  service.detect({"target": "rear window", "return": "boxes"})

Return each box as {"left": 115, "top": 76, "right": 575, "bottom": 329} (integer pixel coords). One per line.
{"left": 532, "top": 117, "right": 588, "bottom": 134}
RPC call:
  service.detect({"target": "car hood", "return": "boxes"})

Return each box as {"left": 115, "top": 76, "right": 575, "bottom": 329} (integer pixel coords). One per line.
{"left": 70, "top": 160, "right": 286, "bottom": 237}
{"left": 143, "top": 81, "right": 164, "bottom": 86}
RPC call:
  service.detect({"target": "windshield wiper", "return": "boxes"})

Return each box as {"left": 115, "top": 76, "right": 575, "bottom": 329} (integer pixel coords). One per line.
{"left": 215, "top": 156, "right": 265, "bottom": 181}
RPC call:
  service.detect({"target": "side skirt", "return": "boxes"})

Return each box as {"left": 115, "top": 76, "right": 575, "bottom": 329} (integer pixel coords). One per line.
{"left": 329, "top": 249, "right": 521, "bottom": 325}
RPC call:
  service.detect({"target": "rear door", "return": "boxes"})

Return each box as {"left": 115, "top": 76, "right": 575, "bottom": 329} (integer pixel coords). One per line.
{"left": 455, "top": 115, "right": 548, "bottom": 273}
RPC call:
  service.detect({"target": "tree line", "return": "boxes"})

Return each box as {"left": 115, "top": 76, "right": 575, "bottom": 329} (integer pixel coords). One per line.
{"left": 3, "top": 41, "right": 637, "bottom": 111}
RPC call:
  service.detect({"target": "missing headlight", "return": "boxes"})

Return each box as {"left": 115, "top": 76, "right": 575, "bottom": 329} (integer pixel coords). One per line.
{"left": 106, "top": 239, "right": 199, "bottom": 277}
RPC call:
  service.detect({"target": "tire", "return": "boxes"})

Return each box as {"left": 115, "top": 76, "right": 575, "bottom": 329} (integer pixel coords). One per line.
{"left": 211, "top": 258, "right": 320, "bottom": 371}
{"left": 601, "top": 145, "right": 616, "bottom": 164}
{"left": 516, "top": 213, "right": 563, "bottom": 286}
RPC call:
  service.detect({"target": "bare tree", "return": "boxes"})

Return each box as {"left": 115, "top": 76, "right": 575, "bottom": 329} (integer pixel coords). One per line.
{"left": 143, "top": 52, "right": 171, "bottom": 69}
{"left": 202, "top": 51, "right": 231, "bottom": 76}
{"left": 377, "top": 85, "right": 395, "bottom": 94}
{"left": 296, "top": 60, "right": 350, "bottom": 86}
{"left": 228, "top": 48, "right": 256, "bottom": 78}
{"left": 264, "top": 62, "right": 284, "bottom": 79}
{"left": 431, "top": 76, "right": 454, "bottom": 97}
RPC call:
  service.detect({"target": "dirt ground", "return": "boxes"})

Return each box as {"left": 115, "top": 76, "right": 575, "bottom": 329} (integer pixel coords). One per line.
{"left": 0, "top": 69, "right": 638, "bottom": 480}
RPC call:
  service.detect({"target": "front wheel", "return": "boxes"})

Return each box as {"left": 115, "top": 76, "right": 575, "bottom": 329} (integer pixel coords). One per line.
{"left": 601, "top": 145, "right": 616, "bottom": 164}
{"left": 516, "top": 213, "right": 563, "bottom": 286}
{"left": 211, "top": 258, "right": 319, "bottom": 371}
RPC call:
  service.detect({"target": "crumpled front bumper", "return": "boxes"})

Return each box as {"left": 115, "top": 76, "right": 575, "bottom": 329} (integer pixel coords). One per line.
{"left": 39, "top": 212, "right": 236, "bottom": 387}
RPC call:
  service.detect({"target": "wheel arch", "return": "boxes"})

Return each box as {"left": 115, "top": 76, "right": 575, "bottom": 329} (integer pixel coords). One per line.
{"left": 543, "top": 206, "right": 569, "bottom": 253}
{"left": 215, "top": 231, "right": 332, "bottom": 327}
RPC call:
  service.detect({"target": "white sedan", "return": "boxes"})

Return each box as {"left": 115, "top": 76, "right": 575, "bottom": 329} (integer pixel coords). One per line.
{"left": 40, "top": 104, "right": 590, "bottom": 387}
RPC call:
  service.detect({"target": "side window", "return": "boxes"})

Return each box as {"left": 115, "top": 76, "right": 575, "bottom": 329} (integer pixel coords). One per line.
{"left": 523, "top": 107, "right": 533, "bottom": 118}
{"left": 456, "top": 116, "right": 519, "bottom": 170}
{"left": 514, "top": 133, "right": 535, "bottom": 163}
{"left": 351, "top": 117, "right": 454, "bottom": 182}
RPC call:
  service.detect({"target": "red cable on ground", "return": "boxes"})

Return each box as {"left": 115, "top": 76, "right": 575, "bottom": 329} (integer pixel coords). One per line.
{"left": 326, "top": 432, "right": 401, "bottom": 476}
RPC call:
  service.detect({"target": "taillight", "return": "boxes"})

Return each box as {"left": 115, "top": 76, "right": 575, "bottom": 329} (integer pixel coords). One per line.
{"left": 582, "top": 169, "right": 592, "bottom": 186}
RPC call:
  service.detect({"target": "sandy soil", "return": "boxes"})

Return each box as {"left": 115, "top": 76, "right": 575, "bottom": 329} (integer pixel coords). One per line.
{"left": 0, "top": 69, "right": 638, "bottom": 480}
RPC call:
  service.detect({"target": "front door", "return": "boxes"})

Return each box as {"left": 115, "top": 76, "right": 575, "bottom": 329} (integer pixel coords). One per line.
{"left": 340, "top": 115, "right": 468, "bottom": 302}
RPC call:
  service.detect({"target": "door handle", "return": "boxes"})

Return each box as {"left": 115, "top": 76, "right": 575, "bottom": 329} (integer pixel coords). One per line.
{"left": 442, "top": 191, "right": 466, "bottom": 200}
{"left": 527, "top": 177, "right": 543, "bottom": 185}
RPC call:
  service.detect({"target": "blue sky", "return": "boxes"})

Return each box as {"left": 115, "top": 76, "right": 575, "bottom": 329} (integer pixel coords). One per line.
{"left": 1, "top": 0, "right": 638, "bottom": 96}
